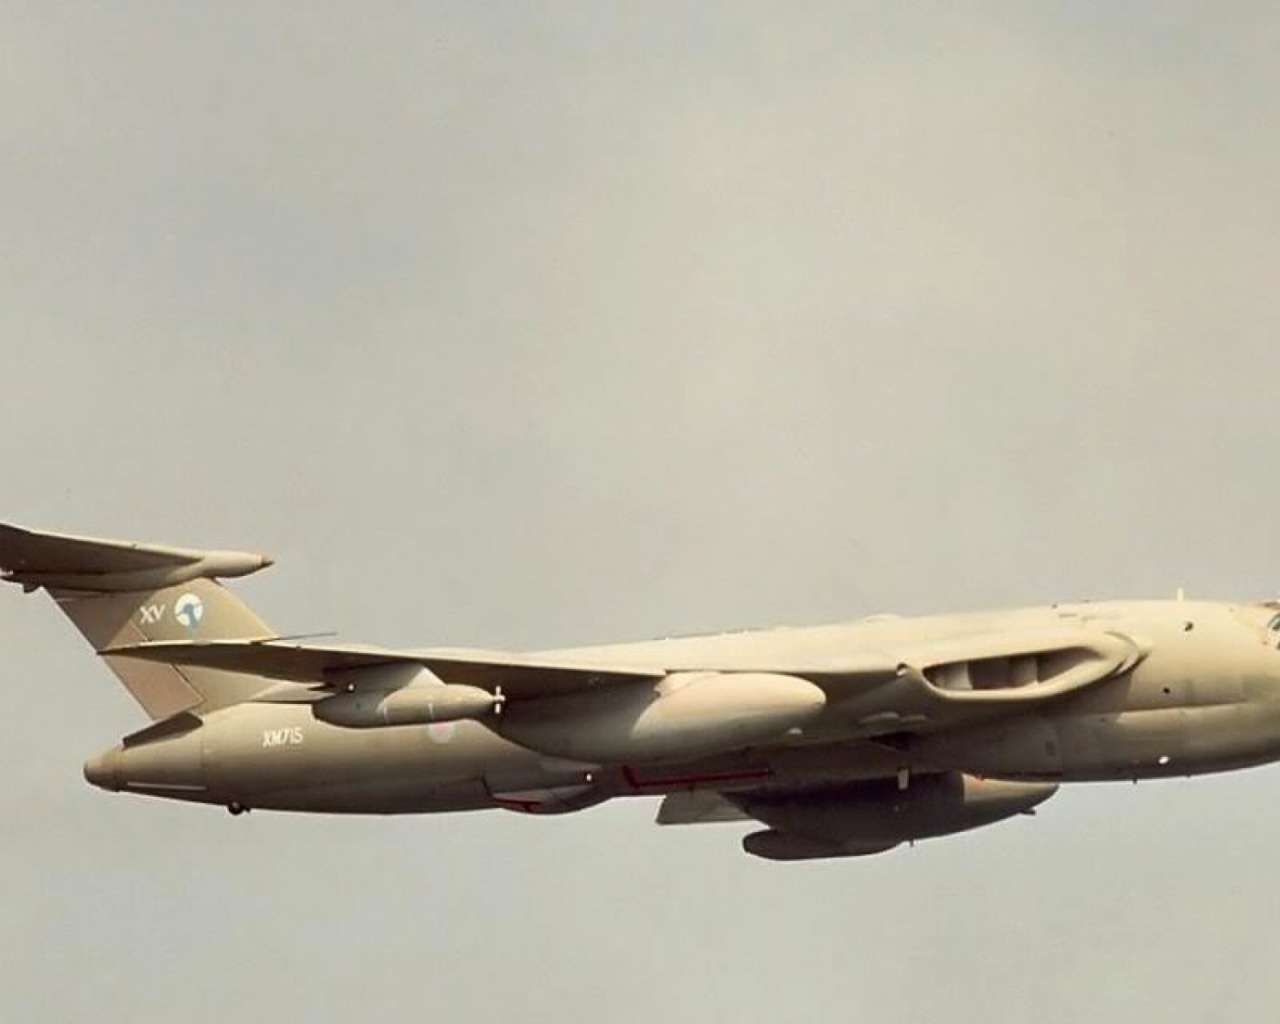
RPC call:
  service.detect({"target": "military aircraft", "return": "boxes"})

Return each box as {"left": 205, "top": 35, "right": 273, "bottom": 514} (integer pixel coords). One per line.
{"left": 4, "top": 522, "right": 1279, "bottom": 860}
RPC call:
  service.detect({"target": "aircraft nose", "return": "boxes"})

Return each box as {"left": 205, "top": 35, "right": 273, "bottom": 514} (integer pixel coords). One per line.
{"left": 83, "top": 746, "right": 121, "bottom": 791}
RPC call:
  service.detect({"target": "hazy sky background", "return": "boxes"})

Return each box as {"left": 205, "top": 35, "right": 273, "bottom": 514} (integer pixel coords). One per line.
{"left": 3, "top": 3, "right": 1280, "bottom": 1021}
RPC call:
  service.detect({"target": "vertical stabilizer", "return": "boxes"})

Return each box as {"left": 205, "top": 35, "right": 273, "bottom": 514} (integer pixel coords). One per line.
{"left": 53, "top": 578, "right": 275, "bottom": 718}
{"left": 0, "top": 523, "right": 277, "bottom": 720}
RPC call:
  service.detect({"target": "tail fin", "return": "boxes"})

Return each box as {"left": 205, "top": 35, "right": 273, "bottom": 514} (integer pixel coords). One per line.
{"left": 1, "top": 523, "right": 277, "bottom": 720}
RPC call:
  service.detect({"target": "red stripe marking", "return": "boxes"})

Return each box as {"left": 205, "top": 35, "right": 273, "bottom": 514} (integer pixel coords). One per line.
{"left": 492, "top": 797, "right": 542, "bottom": 813}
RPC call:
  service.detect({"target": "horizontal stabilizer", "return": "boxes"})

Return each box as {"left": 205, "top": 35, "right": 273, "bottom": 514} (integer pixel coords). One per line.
{"left": 101, "top": 639, "right": 666, "bottom": 697}
{"left": 0, "top": 523, "right": 272, "bottom": 593}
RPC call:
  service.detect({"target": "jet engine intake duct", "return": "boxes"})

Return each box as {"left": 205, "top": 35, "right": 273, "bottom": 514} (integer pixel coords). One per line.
{"left": 740, "top": 772, "right": 1057, "bottom": 861}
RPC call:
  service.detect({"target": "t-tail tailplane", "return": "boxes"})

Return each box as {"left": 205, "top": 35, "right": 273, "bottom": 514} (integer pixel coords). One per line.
{"left": 0, "top": 523, "right": 277, "bottom": 720}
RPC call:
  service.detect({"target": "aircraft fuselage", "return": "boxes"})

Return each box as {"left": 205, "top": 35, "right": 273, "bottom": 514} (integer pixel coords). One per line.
{"left": 84, "top": 599, "right": 1280, "bottom": 816}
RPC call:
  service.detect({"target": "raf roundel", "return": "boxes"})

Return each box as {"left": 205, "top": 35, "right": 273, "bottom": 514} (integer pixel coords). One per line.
{"left": 173, "top": 592, "right": 205, "bottom": 630}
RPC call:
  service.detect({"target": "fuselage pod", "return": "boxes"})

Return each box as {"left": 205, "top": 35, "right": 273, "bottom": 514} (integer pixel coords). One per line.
{"left": 742, "top": 773, "right": 1057, "bottom": 850}
{"left": 497, "top": 671, "right": 827, "bottom": 763}
{"left": 314, "top": 680, "right": 499, "bottom": 727}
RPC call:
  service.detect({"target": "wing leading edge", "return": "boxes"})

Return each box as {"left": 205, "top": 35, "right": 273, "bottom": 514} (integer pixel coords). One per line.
{"left": 100, "top": 639, "right": 666, "bottom": 698}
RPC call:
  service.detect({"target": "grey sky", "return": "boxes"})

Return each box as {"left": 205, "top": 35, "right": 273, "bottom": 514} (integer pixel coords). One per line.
{"left": 3, "top": 3, "right": 1280, "bottom": 1021}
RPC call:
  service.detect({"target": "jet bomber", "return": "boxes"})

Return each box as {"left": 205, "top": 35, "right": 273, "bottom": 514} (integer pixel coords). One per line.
{"left": 5, "top": 522, "right": 1279, "bottom": 860}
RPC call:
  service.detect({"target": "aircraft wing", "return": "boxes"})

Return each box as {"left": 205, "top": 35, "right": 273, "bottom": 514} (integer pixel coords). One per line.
{"left": 101, "top": 639, "right": 666, "bottom": 697}
{"left": 104, "top": 624, "right": 1145, "bottom": 720}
